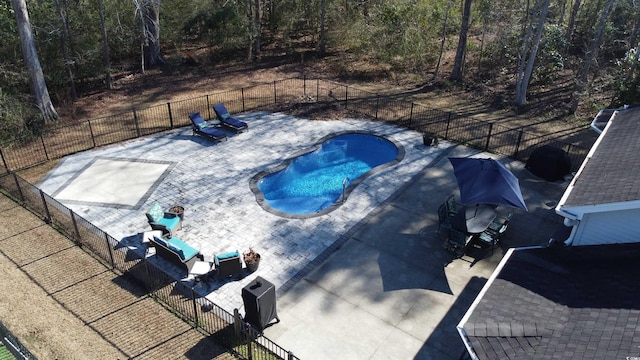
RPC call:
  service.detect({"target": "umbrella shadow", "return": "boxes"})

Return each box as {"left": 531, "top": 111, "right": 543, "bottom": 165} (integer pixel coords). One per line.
{"left": 376, "top": 231, "right": 454, "bottom": 295}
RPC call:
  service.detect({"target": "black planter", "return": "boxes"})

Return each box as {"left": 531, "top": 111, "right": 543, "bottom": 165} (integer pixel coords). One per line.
{"left": 246, "top": 261, "right": 260, "bottom": 272}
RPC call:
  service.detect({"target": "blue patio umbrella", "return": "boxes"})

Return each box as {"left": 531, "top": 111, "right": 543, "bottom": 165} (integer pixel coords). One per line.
{"left": 449, "top": 157, "right": 528, "bottom": 211}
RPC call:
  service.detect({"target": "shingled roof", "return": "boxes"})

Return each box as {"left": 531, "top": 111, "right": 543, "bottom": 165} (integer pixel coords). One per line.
{"left": 459, "top": 244, "right": 640, "bottom": 359}
{"left": 563, "top": 107, "right": 640, "bottom": 207}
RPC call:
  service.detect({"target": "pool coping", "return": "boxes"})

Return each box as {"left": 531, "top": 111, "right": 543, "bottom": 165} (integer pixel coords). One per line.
{"left": 249, "top": 130, "right": 406, "bottom": 219}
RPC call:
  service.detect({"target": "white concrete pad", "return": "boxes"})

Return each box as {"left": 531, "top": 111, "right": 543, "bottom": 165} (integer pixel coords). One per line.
{"left": 54, "top": 158, "right": 173, "bottom": 208}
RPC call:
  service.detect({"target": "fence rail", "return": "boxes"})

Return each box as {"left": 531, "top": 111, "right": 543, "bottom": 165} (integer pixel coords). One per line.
{"left": 1, "top": 321, "right": 38, "bottom": 359}
{"left": 0, "top": 78, "right": 588, "bottom": 175}
{"left": 0, "top": 172, "right": 299, "bottom": 360}
{"left": 0, "top": 77, "right": 592, "bottom": 360}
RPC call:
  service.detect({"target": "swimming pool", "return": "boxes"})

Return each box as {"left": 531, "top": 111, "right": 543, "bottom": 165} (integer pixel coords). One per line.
{"left": 250, "top": 132, "right": 404, "bottom": 218}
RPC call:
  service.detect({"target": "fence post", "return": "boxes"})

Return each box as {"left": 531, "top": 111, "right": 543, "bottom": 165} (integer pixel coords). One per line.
{"left": 445, "top": 112, "right": 452, "bottom": 138}
{"left": 485, "top": 123, "right": 493, "bottom": 151}
{"left": 234, "top": 308, "right": 242, "bottom": 339}
{"left": 246, "top": 322, "right": 254, "bottom": 360}
{"left": 40, "top": 135, "right": 50, "bottom": 161}
{"left": 0, "top": 146, "right": 8, "bottom": 173}
{"left": 167, "top": 103, "right": 174, "bottom": 128}
{"left": 39, "top": 189, "right": 51, "bottom": 224}
{"left": 242, "top": 88, "right": 246, "bottom": 112}
{"left": 316, "top": 79, "right": 319, "bottom": 101}
{"left": 303, "top": 75, "right": 306, "bottom": 95}
{"left": 409, "top": 103, "right": 415, "bottom": 129}
{"left": 273, "top": 81, "right": 277, "bottom": 104}
{"left": 288, "top": 351, "right": 295, "bottom": 360}
{"left": 513, "top": 129, "right": 524, "bottom": 159}
{"left": 133, "top": 108, "right": 141, "bottom": 137}
{"left": 70, "top": 212, "right": 82, "bottom": 243}
{"left": 375, "top": 95, "right": 380, "bottom": 120}
{"left": 88, "top": 119, "right": 96, "bottom": 148}
{"left": 345, "top": 86, "right": 348, "bottom": 109}
{"left": 192, "top": 288, "right": 199, "bottom": 329}
{"left": 105, "top": 233, "right": 115, "bottom": 269}
{"left": 12, "top": 173, "right": 25, "bottom": 203}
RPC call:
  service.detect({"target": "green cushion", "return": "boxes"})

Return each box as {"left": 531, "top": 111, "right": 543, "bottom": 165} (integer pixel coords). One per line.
{"left": 147, "top": 202, "right": 164, "bottom": 223}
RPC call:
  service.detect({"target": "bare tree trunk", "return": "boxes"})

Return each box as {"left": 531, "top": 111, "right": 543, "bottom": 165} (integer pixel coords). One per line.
{"left": 98, "top": 0, "right": 112, "bottom": 89}
{"left": 53, "top": 0, "right": 77, "bottom": 100}
{"left": 253, "top": 0, "right": 261, "bottom": 59}
{"left": 245, "top": 0, "right": 253, "bottom": 61}
{"left": 514, "top": 0, "right": 551, "bottom": 106}
{"left": 565, "top": 0, "right": 581, "bottom": 45}
{"left": 570, "top": 0, "right": 616, "bottom": 113}
{"left": 450, "top": 0, "right": 472, "bottom": 82}
{"left": 433, "top": 0, "right": 453, "bottom": 81}
{"left": 11, "top": 0, "right": 58, "bottom": 122}
{"left": 318, "top": 0, "right": 327, "bottom": 56}
{"left": 134, "top": 0, "right": 164, "bottom": 70}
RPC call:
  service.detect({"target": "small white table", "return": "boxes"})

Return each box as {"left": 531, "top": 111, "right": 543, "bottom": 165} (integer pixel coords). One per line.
{"left": 189, "top": 261, "right": 214, "bottom": 281}
{"left": 142, "top": 230, "right": 163, "bottom": 244}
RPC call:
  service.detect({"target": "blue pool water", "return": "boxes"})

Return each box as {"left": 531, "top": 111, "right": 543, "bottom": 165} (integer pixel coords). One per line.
{"left": 253, "top": 132, "right": 402, "bottom": 217}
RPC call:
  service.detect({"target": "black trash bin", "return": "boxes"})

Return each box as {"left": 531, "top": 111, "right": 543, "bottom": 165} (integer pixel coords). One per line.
{"left": 242, "top": 276, "right": 279, "bottom": 330}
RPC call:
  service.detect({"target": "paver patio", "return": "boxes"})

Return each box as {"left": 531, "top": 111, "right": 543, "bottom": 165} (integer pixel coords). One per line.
{"left": 36, "top": 111, "right": 571, "bottom": 359}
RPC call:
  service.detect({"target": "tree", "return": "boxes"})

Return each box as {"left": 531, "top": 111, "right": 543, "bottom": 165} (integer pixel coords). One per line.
{"left": 570, "top": 0, "right": 616, "bottom": 113}
{"left": 134, "top": 0, "right": 165, "bottom": 71}
{"left": 450, "top": 0, "right": 472, "bottom": 82}
{"left": 514, "top": 0, "right": 551, "bottom": 106}
{"left": 98, "top": 0, "right": 112, "bottom": 89}
{"left": 433, "top": 0, "right": 453, "bottom": 80}
{"left": 53, "top": 0, "right": 77, "bottom": 100}
{"left": 11, "top": 0, "right": 58, "bottom": 122}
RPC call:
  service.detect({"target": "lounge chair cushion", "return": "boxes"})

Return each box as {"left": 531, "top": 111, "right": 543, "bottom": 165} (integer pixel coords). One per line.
{"left": 167, "top": 243, "right": 185, "bottom": 260}
{"left": 153, "top": 235, "right": 168, "bottom": 248}
{"left": 216, "top": 250, "right": 239, "bottom": 260}
{"left": 167, "top": 237, "right": 200, "bottom": 261}
{"left": 147, "top": 202, "right": 164, "bottom": 223}
{"left": 157, "top": 216, "right": 180, "bottom": 232}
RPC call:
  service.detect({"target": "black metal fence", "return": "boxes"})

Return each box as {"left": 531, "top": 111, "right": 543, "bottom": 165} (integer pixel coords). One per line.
{"left": 1, "top": 321, "right": 38, "bottom": 359}
{"left": 0, "top": 77, "right": 592, "bottom": 359}
{"left": 0, "top": 78, "right": 589, "bottom": 174}
{"left": 0, "top": 173, "right": 299, "bottom": 360}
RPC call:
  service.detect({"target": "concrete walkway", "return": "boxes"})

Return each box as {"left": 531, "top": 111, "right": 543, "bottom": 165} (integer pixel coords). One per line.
{"left": 34, "top": 112, "right": 571, "bottom": 359}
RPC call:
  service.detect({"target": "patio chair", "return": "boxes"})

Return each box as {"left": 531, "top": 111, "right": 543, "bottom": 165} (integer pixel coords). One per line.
{"left": 214, "top": 250, "right": 243, "bottom": 279}
{"left": 145, "top": 202, "right": 182, "bottom": 237}
{"left": 212, "top": 103, "right": 248, "bottom": 133}
{"left": 443, "top": 228, "right": 473, "bottom": 258}
{"left": 437, "top": 203, "right": 453, "bottom": 234}
{"left": 188, "top": 112, "right": 228, "bottom": 142}
{"left": 477, "top": 213, "right": 512, "bottom": 255}
{"left": 445, "top": 194, "right": 461, "bottom": 217}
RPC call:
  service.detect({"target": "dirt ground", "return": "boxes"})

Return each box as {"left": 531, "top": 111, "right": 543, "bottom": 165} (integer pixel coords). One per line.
{"left": 1, "top": 54, "right": 600, "bottom": 357}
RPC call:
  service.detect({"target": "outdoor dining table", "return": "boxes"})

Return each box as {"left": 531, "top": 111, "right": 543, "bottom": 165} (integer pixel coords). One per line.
{"left": 452, "top": 204, "right": 498, "bottom": 234}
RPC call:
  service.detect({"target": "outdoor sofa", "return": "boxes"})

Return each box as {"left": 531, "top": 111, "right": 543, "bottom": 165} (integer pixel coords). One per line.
{"left": 149, "top": 235, "right": 204, "bottom": 271}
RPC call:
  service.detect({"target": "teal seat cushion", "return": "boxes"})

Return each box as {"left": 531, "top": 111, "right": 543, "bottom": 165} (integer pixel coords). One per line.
{"left": 159, "top": 216, "right": 180, "bottom": 230}
{"left": 167, "top": 243, "right": 185, "bottom": 260}
{"left": 153, "top": 236, "right": 168, "bottom": 248}
{"left": 216, "top": 250, "right": 239, "bottom": 260}
{"left": 167, "top": 237, "right": 199, "bottom": 261}
{"left": 147, "top": 202, "right": 164, "bottom": 223}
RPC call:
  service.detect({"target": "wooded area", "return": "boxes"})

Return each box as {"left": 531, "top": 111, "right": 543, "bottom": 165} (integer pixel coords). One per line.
{"left": 1, "top": 0, "right": 639, "bottom": 141}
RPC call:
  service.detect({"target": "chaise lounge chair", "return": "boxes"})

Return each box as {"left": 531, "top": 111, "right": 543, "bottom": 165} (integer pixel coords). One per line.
{"left": 188, "top": 112, "right": 228, "bottom": 142}
{"left": 212, "top": 103, "right": 248, "bottom": 133}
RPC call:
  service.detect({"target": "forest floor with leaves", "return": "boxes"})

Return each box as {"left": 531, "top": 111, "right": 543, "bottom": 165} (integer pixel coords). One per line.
{"left": 62, "top": 50, "right": 601, "bottom": 149}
